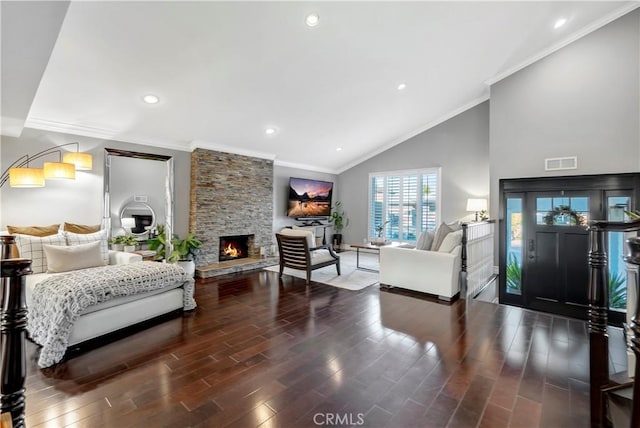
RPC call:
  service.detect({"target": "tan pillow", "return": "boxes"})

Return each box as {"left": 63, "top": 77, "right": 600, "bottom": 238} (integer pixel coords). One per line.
{"left": 7, "top": 224, "right": 60, "bottom": 237}
{"left": 63, "top": 222, "right": 101, "bottom": 234}
{"left": 43, "top": 241, "right": 105, "bottom": 273}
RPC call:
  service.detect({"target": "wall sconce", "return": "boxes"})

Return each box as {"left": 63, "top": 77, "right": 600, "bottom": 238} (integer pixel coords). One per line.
{"left": 0, "top": 142, "right": 93, "bottom": 188}
{"left": 466, "top": 198, "right": 487, "bottom": 222}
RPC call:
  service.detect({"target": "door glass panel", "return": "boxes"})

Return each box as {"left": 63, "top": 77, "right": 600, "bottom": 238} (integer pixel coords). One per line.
{"left": 537, "top": 196, "right": 588, "bottom": 226}
{"left": 506, "top": 198, "right": 523, "bottom": 295}
{"left": 607, "top": 196, "right": 630, "bottom": 311}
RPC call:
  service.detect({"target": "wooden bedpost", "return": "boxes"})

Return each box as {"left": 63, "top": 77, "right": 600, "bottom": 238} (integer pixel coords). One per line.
{"left": 0, "top": 235, "right": 31, "bottom": 428}
{"left": 587, "top": 223, "right": 609, "bottom": 428}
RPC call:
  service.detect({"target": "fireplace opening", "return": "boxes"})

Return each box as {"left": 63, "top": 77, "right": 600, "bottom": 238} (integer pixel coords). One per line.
{"left": 219, "top": 235, "right": 251, "bottom": 262}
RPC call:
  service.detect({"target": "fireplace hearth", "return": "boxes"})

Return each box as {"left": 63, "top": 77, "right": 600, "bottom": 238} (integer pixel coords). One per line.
{"left": 219, "top": 235, "right": 251, "bottom": 262}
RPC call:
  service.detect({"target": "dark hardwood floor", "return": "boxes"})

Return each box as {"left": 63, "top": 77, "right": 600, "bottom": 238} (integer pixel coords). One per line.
{"left": 22, "top": 270, "right": 627, "bottom": 427}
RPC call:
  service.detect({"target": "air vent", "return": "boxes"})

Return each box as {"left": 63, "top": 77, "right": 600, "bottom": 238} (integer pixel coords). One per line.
{"left": 545, "top": 156, "right": 577, "bottom": 171}
{"left": 134, "top": 195, "right": 148, "bottom": 202}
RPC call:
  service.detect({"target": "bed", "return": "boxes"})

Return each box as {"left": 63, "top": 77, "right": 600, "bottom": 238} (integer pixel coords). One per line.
{"left": 3, "top": 224, "right": 196, "bottom": 368}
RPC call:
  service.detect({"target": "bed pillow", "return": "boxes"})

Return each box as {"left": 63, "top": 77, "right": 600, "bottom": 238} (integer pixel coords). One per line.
{"left": 438, "top": 229, "right": 463, "bottom": 253}
{"left": 7, "top": 224, "right": 60, "bottom": 236}
{"left": 416, "top": 230, "right": 434, "bottom": 251}
{"left": 430, "top": 222, "right": 453, "bottom": 251}
{"left": 63, "top": 222, "right": 101, "bottom": 234}
{"left": 14, "top": 233, "right": 66, "bottom": 273}
{"left": 64, "top": 229, "right": 109, "bottom": 265}
{"left": 43, "top": 241, "right": 106, "bottom": 273}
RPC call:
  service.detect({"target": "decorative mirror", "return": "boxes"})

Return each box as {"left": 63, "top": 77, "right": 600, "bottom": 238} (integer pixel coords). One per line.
{"left": 103, "top": 148, "right": 174, "bottom": 258}
{"left": 119, "top": 200, "right": 156, "bottom": 236}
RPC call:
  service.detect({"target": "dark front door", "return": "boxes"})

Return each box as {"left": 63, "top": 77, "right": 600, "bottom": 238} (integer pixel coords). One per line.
{"left": 523, "top": 191, "right": 597, "bottom": 319}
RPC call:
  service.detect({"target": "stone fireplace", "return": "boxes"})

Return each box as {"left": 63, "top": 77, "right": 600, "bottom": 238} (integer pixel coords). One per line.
{"left": 219, "top": 235, "right": 252, "bottom": 262}
{"left": 190, "top": 148, "right": 275, "bottom": 277}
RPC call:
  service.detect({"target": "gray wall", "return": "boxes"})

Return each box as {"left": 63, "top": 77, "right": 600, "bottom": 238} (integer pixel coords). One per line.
{"left": 490, "top": 10, "right": 640, "bottom": 220}
{"left": 273, "top": 164, "right": 338, "bottom": 241}
{"left": 0, "top": 128, "right": 192, "bottom": 236}
{"left": 338, "top": 101, "right": 490, "bottom": 245}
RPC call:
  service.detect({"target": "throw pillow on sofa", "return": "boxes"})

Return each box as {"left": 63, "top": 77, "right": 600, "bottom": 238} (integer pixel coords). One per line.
{"left": 438, "top": 229, "right": 463, "bottom": 253}
{"left": 64, "top": 229, "right": 109, "bottom": 265}
{"left": 416, "top": 230, "right": 435, "bottom": 251}
{"left": 14, "top": 233, "right": 66, "bottom": 274}
{"left": 430, "top": 222, "right": 453, "bottom": 251}
{"left": 43, "top": 240, "right": 106, "bottom": 273}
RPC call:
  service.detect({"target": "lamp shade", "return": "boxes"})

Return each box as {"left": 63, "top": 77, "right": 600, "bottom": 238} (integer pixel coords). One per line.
{"left": 63, "top": 152, "right": 93, "bottom": 170}
{"left": 43, "top": 162, "right": 76, "bottom": 180}
{"left": 466, "top": 198, "right": 487, "bottom": 212}
{"left": 9, "top": 167, "right": 45, "bottom": 187}
{"left": 121, "top": 217, "right": 136, "bottom": 231}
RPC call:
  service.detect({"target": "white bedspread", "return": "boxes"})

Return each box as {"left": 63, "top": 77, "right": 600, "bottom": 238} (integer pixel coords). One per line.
{"left": 28, "top": 261, "right": 196, "bottom": 368}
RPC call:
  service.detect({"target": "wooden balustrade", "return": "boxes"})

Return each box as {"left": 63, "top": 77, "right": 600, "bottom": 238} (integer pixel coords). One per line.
{"left": 0, "top": 235, "right": 31, "bottom": 428}
{"left": 588, "top": 220, "right": 639, "bottom": 427}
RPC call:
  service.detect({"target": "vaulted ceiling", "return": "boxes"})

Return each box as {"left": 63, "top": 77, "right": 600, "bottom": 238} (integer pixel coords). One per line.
{"left": 2, "top": 1, "right": 637, "bottom": 173}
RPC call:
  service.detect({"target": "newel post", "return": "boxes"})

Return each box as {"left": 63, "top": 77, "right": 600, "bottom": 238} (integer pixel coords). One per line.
{"left": 587, "top": 223, "right": 608, "bottom": 428}
{"left": 0, "top": 235, "right": 31, "bottom": 428}
{"left": 460, "top": 223, "right": 468, "bottom": 299}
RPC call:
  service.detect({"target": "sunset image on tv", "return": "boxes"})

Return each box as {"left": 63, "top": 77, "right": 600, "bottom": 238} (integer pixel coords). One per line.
{"left": 287, "top": 177, "right": 333, "bottom": 217}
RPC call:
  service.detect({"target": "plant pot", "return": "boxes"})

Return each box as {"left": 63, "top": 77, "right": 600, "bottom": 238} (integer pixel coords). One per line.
{"left": 123, "top": 245, "right": 136, "bottom": 253}
{"left": 177, "top": 260, "right": 196, "bottom": 278}
{"left": 332, "top": 233, "right": 342, "bottom": 249}
{"left": 111, "top": 244, "right": 124, "bottom": 251}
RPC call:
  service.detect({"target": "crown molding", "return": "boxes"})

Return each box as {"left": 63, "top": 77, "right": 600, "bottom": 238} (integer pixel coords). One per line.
{"left": 485, "top": 2, "right": 640, "bottom": 86}
{"left": 273, "top": 159, "right": 338, "bottom": 175}
{"left": 190, "top": 139, "right": 277, "bottom": 161}
{"left": 23, "top": 117, "right": 191, "bottom": 152}
{"left": 335, "top": 94, "right": 490, "bottom": 174}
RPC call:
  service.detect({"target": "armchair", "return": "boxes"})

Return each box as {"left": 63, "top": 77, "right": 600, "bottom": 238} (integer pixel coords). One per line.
{"left": 275, "top": 228, "right": 340, "bottom": 284}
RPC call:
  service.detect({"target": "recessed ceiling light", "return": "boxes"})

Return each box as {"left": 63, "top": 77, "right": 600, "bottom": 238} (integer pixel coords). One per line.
{"left": 554, "top": 18, "right": 567, "bottom": 29}
{"left": 336, "top": 147, "right": 342, "bottom": 152}
{"left": 306, "top": 13, "right": 319, "bottom": 27}
{"left": 397, "top": 83, "right": 407, "bottom": 91}
{"left": 265, "top": 127, "right": 277, "bottom": 135}
{"left": 143, "top": 94, "right": 159, "bottom": 104}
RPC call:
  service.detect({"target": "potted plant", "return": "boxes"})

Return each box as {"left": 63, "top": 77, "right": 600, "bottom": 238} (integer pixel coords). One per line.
{"left": 122, "top": 235, "right": 138, "bottom": 252}
{"left": 109, "top": 235, "right": 126, "bottom": 251}
{"left": 328, "top": 201, "right": 349, "bottom": 249}
{"left": 374, "top": 220, "right": 390, "bottom": 244}
{"left": 170, "top": 233, "right": 202, "bottom": 277}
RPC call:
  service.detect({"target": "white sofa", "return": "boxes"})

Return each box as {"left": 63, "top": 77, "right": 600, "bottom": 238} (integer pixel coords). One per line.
{"left": 379, "top": 223, "right": 463, "bottom": 301}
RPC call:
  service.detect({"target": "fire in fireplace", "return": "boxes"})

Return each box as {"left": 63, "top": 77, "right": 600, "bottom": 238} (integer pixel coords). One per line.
{"left": 219, "top": 235, "right": 251, "bottom": 262}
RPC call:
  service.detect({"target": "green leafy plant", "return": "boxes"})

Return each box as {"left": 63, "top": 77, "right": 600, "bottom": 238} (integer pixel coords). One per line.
{"left": 121, "top": 235, "right": 138, "bottom": 246}
{"left": 109, "top": 235, "right": 127, "bottom": 245}
{"left": 148, "top": 225, "right": 202, "bottom": 263}
{"left": 609, "top": 271, "right": 627, "bottom": 310}
{"left": 375, "top": 220, "right": 391, "bottom": 238}
{"left": 328, "top": 201, "right": 349, "bottom": 233}
{"left": 506, "top": 252, "right": 522, "bottom": 294}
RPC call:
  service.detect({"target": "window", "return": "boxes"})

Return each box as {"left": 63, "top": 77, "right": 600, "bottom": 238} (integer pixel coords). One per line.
{"left": 368, "top": 169, "right": 440, "bottom": 242}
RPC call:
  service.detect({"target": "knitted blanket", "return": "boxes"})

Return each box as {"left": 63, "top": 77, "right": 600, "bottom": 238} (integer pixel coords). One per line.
{"left": 28, "top": 261, "right": 196, "bottom": 368}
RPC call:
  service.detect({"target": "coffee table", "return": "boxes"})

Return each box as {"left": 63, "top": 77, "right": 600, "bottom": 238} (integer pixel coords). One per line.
{"left": 350, "top": 242, "right": 414, "bottom": 272}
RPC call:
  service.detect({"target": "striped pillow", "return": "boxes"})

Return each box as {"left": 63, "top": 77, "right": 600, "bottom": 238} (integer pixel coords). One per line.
{"left": 64, "top": 229, "right": 109, "bottom": 265}
{"left": 14, "top": 233, "right": 66, "bottom": 274}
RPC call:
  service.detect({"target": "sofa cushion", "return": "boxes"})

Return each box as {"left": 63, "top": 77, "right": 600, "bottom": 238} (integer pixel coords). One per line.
{"left": 7, "top": 224, "right": 60, "bottom": 237}
{"left": 416, "top": 230, "right": 434, "bottom": 251}
{"left": 43, "top": 240, "right": 106, "bottom": 273}
{"left": 64, "top": 229, "right": 109, "bottom": 265}
{"left": 430, "top": 222, "right": 453, "bottom": 251}
{"left": 438, "top": 229, "right": 463, "bottom": 253}
{"left": 14, "top": 233, "right": 66, "bottom": 274}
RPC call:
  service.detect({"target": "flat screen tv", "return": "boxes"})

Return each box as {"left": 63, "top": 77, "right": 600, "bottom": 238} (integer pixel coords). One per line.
{"left": 287, "top": 177, "right": 333, "bottom": 218}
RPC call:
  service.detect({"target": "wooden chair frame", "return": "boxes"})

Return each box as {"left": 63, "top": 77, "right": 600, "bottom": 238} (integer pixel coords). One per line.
{"left": 275, "top": 233, "right": 340, "bottom": 284}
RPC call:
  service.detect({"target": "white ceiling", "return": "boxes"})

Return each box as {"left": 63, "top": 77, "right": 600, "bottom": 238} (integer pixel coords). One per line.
{"left": 3, "top": 1, "right": 638, "bottom": 173}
